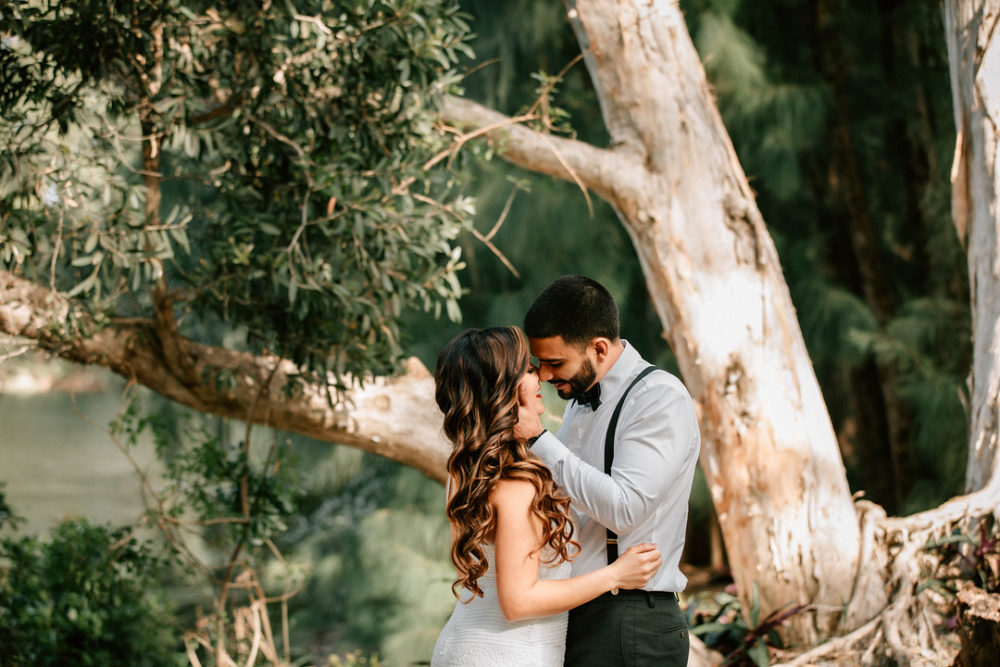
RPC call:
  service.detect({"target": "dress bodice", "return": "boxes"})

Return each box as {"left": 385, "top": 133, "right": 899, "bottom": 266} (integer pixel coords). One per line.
{"left": 431, "top": 543, "right": 572, "bottom": 666}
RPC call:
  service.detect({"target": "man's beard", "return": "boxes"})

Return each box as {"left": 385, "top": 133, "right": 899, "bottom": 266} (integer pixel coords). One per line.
{"left": 553, "top": 358, "right": 597, "bottom": 401}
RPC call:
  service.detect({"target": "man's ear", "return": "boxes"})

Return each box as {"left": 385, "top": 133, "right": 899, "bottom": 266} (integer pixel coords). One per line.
{"left": 591, "top": 337, "right": 612, "bottom": 360}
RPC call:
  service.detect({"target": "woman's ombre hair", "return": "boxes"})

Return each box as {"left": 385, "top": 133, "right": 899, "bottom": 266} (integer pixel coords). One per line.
{"left": 435, "top": 326, "right": 577, "bottom": 598}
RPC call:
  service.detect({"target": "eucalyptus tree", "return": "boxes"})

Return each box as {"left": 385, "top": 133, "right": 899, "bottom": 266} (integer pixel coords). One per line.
{"left": 1, "top": 0, "right": 470, "bottom": 478}
{"left": 4, "top": 0, "right": 1000, "bottom": 664}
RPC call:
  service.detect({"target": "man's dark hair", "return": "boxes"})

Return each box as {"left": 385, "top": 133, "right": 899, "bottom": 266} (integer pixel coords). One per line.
{"left": 523, "top": 275, "right": 620, "bottom": 345}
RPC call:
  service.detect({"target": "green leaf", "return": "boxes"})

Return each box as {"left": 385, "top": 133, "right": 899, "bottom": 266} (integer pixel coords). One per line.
{"left": 691, "top": 621, "right": 732, "bottom": 636}
{"left": 750, "top": 581, "right": 761, "bottom": 628}
{"left": 748, "top": 638, "right": 770, "bottom": 667}
{"left": 83, "top": 228, "right": 99, "bottom": 253}
{"left": 65, "top": 268, "right": 98, "bottom": 297}
{"left": 925, "top": 534, "right": 975, "bottom": 549}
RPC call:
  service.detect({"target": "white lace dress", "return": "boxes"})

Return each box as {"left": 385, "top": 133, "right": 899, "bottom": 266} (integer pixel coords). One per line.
{"left": 431, "top": 543, "right": 572, "bottom": 666}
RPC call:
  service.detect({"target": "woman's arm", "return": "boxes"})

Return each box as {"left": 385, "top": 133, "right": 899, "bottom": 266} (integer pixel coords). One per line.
{"left": 491, "top": 478, "right": 661, "bottom": 622}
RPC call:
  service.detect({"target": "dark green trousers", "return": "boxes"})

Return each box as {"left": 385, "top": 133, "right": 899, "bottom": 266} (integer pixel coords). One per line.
{"left": 565, "top": 591, "right": 689, "bottom": 666}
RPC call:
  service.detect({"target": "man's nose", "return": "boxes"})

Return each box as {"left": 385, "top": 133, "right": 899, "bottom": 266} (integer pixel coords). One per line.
{"left": 538, "top": 366, "right": 554, "bottom": 382}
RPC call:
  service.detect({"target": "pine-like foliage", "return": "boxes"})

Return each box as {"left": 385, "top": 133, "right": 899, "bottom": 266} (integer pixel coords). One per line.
{"left": 687, "top": 0, "right": 968, "bottom": 512}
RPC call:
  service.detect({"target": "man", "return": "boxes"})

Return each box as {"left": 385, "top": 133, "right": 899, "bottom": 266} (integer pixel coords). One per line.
{"left": 514, "top": 275, "right": 700, "bottom": 666}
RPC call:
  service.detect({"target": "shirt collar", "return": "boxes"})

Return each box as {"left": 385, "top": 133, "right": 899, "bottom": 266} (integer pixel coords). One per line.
{"left": 585, "top": 340, "right": 642, "bottom": 411}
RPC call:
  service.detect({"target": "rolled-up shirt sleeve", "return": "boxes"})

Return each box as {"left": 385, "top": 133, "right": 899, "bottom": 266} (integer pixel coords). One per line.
{"left": 530, "top": 382, "right": 697, "bottom": 535}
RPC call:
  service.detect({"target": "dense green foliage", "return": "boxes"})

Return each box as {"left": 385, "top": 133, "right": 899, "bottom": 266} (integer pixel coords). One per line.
{"left": 1, "top": 0, "right": 472, "bottom": 381}
{"left": 0, "top": 499, "right": 179, "bottom": 666}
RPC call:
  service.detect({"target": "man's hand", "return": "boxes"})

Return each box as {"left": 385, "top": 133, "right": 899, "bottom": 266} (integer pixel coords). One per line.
{"left": 514, "top": 403, "right": 545, "bottom": 443}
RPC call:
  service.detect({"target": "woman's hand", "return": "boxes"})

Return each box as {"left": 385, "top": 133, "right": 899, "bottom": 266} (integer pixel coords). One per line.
{"left": 609, "top": 543, "right": 662, "bottom": 592}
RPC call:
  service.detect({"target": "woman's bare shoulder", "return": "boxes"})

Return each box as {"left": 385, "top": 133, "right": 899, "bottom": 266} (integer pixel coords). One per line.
{"left": 489, "top": 477, "right": 537, "bottom": 508}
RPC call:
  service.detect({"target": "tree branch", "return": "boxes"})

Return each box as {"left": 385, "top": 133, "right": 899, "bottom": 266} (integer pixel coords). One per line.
{"left": 439, "top": 95, "right": 649, "bottom": 210}
{"left": 0, "top": 270, "right": 450, "bottom": 482}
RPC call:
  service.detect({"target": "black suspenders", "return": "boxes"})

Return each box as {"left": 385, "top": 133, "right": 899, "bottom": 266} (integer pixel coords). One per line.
{"left": 604, "top": 365, "right": 659, "bottom": 564}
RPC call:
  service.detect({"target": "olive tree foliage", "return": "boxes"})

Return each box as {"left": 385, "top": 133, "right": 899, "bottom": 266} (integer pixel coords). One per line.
{"left": 1, "top": 0, "right": 472, "bottom": 385}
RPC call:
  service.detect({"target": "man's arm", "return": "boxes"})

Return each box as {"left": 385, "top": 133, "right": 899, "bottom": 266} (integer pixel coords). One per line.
{"left": 530, "top": 381, "right": 698, "bottom": 534}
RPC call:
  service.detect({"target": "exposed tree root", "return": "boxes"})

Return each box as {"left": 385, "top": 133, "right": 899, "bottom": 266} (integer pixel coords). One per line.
{"left": 776, "top": 483, "right": 1000, "bottom": 665}
{"left": 778, "top": 581, "right": 956, "bottom": 665}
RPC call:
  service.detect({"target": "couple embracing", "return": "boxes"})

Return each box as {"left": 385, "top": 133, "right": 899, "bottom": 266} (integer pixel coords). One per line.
{"left": 431, "top": 276, "right": 701, "bottom": 666}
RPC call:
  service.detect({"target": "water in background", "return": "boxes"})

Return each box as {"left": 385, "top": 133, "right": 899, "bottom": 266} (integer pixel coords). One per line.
{"left": 0, "top": 373, "right": 157, "bottom": 535}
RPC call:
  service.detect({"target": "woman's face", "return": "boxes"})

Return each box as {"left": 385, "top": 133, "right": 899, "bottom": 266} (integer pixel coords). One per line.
{"left": 517, "top": 364, "right": 545, "bottom": 416}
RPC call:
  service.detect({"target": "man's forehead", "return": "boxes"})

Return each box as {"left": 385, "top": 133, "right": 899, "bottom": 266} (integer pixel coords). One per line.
{"left": 529, "top": 336, "right": 584, "bottom": 360}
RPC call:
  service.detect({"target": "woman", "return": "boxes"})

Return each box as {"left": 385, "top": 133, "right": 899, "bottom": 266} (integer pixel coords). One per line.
{"left": 431, "top": 327, "right": 661, "bottom": 666}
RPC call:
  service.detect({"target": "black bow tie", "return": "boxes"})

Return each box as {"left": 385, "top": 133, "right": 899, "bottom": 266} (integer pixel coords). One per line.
{"left": 575, "top": 383, "right": 602, "bottom": 411}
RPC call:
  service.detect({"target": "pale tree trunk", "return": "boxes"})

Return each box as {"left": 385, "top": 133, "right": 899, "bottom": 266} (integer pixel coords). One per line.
{"left": 946, "top": 0, "right": 1000, "bottom": 493}
{"left": 567, "top": 0, "right": 865, "bottom": 642}
{"left": 447, "top": 0, "right": 868, "bottom": 643}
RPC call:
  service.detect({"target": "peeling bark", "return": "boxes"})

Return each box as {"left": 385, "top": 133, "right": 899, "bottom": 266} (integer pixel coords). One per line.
{"left": 945, "top": 0, "right": 1000, "bottom": 492}
{"left": 953, "top": 582, "right": 1000, "bottom": 666}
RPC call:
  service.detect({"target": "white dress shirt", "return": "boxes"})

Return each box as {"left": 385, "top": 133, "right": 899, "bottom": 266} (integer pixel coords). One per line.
{"left": 531, "top": 341, "right": 701, "bottom": 593}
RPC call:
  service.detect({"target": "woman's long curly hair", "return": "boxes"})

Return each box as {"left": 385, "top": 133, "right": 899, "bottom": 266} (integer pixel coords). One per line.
{"left": 435, "top": 326, "right": 577, "bottom": 598}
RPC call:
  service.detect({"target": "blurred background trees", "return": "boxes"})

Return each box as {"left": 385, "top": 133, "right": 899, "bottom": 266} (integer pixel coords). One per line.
{"left": 684, "top": 0, "right": 968, "bottom": 516}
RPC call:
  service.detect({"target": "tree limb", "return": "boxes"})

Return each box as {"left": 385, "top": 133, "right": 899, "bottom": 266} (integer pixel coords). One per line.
{"left": 439, "top": 95, "right": 649, "bottom": 210}
{"left": 0, "top": 270, "right": 450, "bottom": 482}
{"left": 883, "top": 476, "right": 1000, "bottom": 535}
